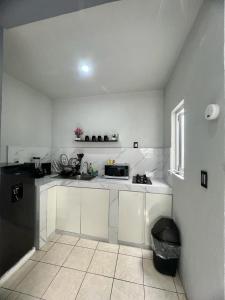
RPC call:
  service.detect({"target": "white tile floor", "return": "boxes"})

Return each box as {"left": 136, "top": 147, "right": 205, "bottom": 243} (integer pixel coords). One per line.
{"left": 0, "top": 234, "right": 187, "bottom": 300}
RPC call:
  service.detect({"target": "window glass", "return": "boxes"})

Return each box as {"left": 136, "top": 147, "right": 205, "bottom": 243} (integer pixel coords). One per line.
{"left": 171, "top": 101, "right": 184, "bottom": 178}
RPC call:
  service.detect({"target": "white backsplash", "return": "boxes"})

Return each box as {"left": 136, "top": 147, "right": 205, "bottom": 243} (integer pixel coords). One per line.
{"left": 7, "top": 146, "right": 169, "bottom": 180}
{"left": 52, "top": 147, "right": 164, "bottom": 179}
{"left": 7, "top": 146, "right": 52, "bottom": 163}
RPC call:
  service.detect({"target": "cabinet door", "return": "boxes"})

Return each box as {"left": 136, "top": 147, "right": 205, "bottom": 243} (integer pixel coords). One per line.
{"left": 47, "top": 187, "right": 57, "bottom": 238}
{"left": 81, "top": 188, "right": 109, "bottom": 239}
{"left": 118, "top": 191, "right": 145, "bottom": 244}
{"left": 145, "top": 193, "right": 172, "bottom": 246}
{"left": 56, "top": 187, "right": 81, "bottom": 233}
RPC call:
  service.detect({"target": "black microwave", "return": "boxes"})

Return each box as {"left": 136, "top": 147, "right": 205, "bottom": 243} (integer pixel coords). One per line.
{"left": 104, "top": 164, "right": 129, "bottom": 179}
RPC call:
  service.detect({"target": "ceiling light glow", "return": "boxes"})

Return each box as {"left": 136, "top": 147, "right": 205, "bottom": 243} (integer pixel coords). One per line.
{"left": 81, "top": 64, "right": 90, "bottom": 73}
{"left": 78, "top": 62, "right": 93, "bottom": 77}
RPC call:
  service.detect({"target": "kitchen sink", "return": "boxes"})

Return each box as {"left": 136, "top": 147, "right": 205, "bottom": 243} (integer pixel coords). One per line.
{"left": 55, "top": 173, "right": 95, "bottom": 181}
{"left": 76, "top": 174, "right": 95, "bottom": 181}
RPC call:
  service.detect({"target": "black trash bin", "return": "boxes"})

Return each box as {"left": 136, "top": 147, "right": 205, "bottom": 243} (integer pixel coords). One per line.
{"left": 151, "top": 217, "right": 181, "bottom": 277}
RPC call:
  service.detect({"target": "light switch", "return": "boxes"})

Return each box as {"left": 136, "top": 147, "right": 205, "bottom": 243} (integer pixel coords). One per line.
{"left": 201, "top": 171, "right": 208, "bottom": 189}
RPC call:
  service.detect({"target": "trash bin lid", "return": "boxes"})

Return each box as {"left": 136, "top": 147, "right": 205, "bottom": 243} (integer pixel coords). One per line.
{"left": 151, "top": 217, "right": 181, "bottom": 246}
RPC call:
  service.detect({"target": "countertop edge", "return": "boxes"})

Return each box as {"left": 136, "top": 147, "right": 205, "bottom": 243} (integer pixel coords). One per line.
{"left": 35, "top": 176, "right": 172, "bottom": 195}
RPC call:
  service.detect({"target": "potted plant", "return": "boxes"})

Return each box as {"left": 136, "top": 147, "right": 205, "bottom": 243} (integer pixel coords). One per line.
{"left": 74, "top": 127, "right": 83, "bottom": 140}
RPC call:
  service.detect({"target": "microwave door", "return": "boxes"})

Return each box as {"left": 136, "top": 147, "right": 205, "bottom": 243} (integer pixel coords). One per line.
{"left": 104, "top": 165, "right": 129, "bottom": 179}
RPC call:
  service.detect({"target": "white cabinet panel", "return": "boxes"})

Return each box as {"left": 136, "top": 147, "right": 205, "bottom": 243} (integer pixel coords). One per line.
{"left": 56, "top": 186, "right": 81, "bottom": 233}
{"left": 47, "top": 187, "right": 57, "bottom": 238}
{"left": 118, "top": 191, "right": 145, "bottom": 244}
{"left": 145, "top": 193, "right": 172, "bottom": 246}
{"left": 39, "top": 190, "right": 48, "bottom": 247}
{"left": 81, "top": 188, "right": 109, "bottom": 239}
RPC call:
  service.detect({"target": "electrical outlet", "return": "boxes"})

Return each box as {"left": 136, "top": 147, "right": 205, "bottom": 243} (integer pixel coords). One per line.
{"left": 201, "top": 171, "right": 208, "bottom": 188}
{"left": 133, "top": 142, "right": 138, "bottom": 148}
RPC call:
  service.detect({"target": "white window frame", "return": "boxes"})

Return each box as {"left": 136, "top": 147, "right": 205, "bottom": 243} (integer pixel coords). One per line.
{"left": 171, "top": 100, "right": 184, "bottom": 179}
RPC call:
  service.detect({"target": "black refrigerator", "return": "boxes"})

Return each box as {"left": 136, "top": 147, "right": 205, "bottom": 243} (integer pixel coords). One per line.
{"left": 0, "top": 164, "right": 35, "bottom": 277}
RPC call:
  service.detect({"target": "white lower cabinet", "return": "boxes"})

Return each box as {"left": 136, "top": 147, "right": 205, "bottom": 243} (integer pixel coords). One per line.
{"left": 118, "top": 191, "right": 145, "bottom": 244}
{"left": 46, "top": 187, "right": 57, "bottom": 238}
{"left": 55, "top": 187, "right": 109, "bottom": 239}
{"left": 42, "top": 185, "right": 172, "bottom": 248}
{"left": 81, "top": 188, "right": 109, "bottom": 239}
{"left": 56, "top": 186, "right": 81, "bottom": 234}
{"left": 145, "top": 193, "right": 172, "bottom": 246}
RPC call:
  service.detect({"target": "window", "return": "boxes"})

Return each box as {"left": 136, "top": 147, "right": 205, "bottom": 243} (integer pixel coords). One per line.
{"left": 171, "top": 100, "right": 184, "bottom": 178}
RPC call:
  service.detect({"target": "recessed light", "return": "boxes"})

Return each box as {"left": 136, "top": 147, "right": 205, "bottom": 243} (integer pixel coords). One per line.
{"left": 78, "top": 62, "right": 93, "bottom": 77}
{"left": 81, "top": 64, "right": 90, "bottom": 73}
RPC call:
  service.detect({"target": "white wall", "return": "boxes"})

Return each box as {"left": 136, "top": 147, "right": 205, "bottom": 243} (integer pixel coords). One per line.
{"left": 1, "top": 73, "right": 52, "bottom": 161}
{"left": 52, "top": 90, "right": 164, "bottom": 148}
{"left": 164, "top": 1, "right": 224, "bottom": 300}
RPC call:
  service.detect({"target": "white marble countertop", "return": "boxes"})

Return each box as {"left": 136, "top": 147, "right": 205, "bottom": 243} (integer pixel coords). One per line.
{"left": 35, "top": 175, "right": 172, "bottom": 195}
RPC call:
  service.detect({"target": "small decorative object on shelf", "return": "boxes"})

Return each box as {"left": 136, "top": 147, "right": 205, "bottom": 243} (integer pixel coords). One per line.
{"left": 111, "top": 133, "right": 118, "bottom": 141}
{"left": 74, "top": 132, "right": 119, "bottom": 142}
{"left": 92, "top": 135, "right": 97, "bottom": 142}
{"left": 74, "top": 127, "right": 83, "bottom": 141}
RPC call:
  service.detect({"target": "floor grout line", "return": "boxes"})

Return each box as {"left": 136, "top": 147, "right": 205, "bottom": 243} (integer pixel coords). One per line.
{"left": 27, "top": 256, "right": 178, "bottom": 293}
{"left": 39, "top": 264, "right": 60, "bottom": 299}
{"left": 75, "top": 241, "right": 98, "bottom": 300}
{"left": 95, "top": 249, "right": 119, "bottom": 255}
{"left": 40, "top": 238, "right": 80, "bottom": 299}
{"left": 8, "top": 291, "right": 42, "bottom": 299}
{"left": 45, "top": 237, "right": 151, "bottom": 257}
{"left": 86, "top": 241, "right": 99, "bottom": 273}
{"left": 113, "top": 253, "right": 119, "bottom": 278}
{"left": 144, "top": 284, "right": 178, "bottom": 294}
{"left": 109, "top": 248, "right": 119, "bottom": 300}
{"left": 109, "top": 278, "right": 115, "bottom": 300}
{"left": 31, "top": 238, "right": 72, "bottom": 299}
{"left": 61, "top": 240, "right": 79, "bottom": 265}
{"left": 4, "top": 260, "right": 39, "bottom": 293}
{"left": 4, "top": 266, "right": 179, "bottom": 295}
{"left": 74, "top": 244, "right": 99, "bottom": 250}
{"left": 4, "top": 236, "right": 181, "bottom": 299}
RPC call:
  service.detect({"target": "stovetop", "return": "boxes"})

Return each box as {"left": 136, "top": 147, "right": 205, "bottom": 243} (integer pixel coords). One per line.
{"left": 132, "top": 174, "right": 152, "bottom": 185}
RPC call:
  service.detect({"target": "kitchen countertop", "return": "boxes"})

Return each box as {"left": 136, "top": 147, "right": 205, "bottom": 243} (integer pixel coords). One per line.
{"left": 35, "top": 175, "right": 172, "bottom": 194}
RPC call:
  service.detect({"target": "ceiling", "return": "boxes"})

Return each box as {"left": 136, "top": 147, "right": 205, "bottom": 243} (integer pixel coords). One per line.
{"left": 0, "top": 0, "right": 119, "bottom": 28}
{"left": 3, "top": 0, "right": 204, "bottom": 100}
